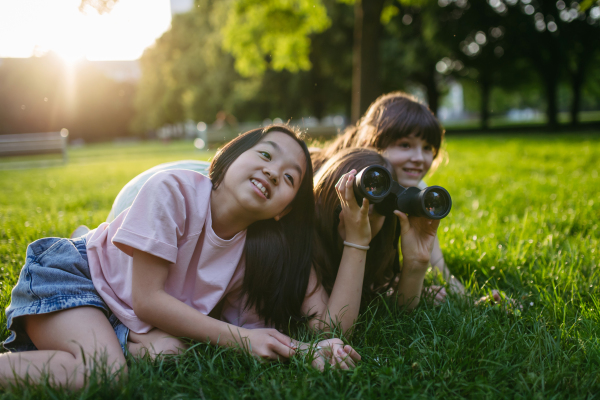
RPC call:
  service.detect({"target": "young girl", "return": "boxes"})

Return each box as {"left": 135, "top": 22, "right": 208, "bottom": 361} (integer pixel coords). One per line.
{"left": 1, "top": 126, "right": 357, "bottom": 388}
{"left": 312, "top": 91, "right": 464, "bottom": 301}
{"left": 301, "top": 148, "right": 441, "bottom": 333}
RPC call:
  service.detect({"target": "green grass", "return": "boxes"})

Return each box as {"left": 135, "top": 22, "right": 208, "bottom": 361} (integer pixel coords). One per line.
{"left": 443, "top": 110, "right": 600, "bottom": 130}
{"left": 0, "top": 133, "right": 599, "bottom": 398}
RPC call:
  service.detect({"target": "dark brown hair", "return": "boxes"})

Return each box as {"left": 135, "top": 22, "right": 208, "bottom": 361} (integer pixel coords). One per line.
{"left": 312, "top": 148, "right": 398, "bottom": 302}
{"left": 312, "top": 91, "right": 445, "bottom": 172}
{"left": 210, "top": 125, "right": 314, "bottom": 331}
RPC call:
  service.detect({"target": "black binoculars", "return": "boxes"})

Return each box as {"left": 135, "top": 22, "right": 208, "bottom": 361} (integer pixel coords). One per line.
{"left": 353, "top": 165, "right": 452, "bottom": 219}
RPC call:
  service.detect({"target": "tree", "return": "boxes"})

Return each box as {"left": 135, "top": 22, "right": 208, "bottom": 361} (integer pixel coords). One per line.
{"left": 133, "top": 0, "right": 241, "bottom": 132}
{"left": 495, "top": 0, "right": 600, "bottom": 129}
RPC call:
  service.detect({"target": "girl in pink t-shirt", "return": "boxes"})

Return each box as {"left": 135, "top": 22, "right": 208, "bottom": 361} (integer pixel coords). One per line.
{"left": 1, "top": 125, "right": 359, "bottom": 389}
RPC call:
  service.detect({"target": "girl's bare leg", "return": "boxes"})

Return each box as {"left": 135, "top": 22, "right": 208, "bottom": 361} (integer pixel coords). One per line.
{"left": 0, "top": 307, "right": 126, "bottom": 389}
{"left": 127, "top": 328, "right": 188, "bottom": 359}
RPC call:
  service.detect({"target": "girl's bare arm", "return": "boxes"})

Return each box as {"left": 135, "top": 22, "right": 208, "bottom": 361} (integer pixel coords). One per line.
{"left": 301, "top": 172, "right": 371, "bottom": 334}
{"left": 131, "top": 249, "right": 295, "bottom": 360}
{"left": 133, "top": 250, "right": 362, "bottom": 369}
{"left": 394, "top": 211, "right": 440, "bottom": 310}
{"left": 301, "top": 253, "right": 365, "bottom": 334}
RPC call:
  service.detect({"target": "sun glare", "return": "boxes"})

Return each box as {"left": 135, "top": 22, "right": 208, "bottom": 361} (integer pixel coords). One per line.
{"left": 0, "top": 0, "right": 172, "bottom": 61}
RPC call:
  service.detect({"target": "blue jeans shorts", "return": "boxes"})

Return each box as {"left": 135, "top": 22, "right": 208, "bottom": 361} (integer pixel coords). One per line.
{"left": 3, "top": 237, "right": 129, "bottom": 354}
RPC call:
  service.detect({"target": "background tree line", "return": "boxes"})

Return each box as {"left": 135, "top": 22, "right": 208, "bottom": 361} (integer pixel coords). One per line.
{"left": 1, "top": 0, "right": 599, "bottom": 141}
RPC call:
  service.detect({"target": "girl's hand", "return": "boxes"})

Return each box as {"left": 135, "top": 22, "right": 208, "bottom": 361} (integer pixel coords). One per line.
{"left": 309, "top": 338, "right": 361, "bottom": 371}
{"left": 239, "top": 328, "right": 295, "bottom": 361}
{"left": 422, "top": 285, "right": 448, "bottom": 305}
{"left": 336, "top": 170, "right": 371, "bottom": 247}
{"left": 475, "top": 290, "right": 523, "bottom": 313}
{"left": 395, "top": 211, "right": 440, "bottom": 267}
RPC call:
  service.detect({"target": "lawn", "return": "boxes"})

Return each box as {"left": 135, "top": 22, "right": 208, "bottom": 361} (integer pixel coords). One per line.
{"left": 0, "top": 133, "right": 599, "bottom": 398}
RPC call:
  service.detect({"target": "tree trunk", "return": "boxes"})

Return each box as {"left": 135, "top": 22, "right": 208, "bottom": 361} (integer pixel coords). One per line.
{"left": 309, "top": 57, "right": 325, "bottom": 120}
{"left": 480, "top": 76, "right": 491, "bottom": 130}
{"left": 351, "top": 0, "right": 385, "bottom": 123}
{"left": 570, "top": 72, "right": 582, "bottom": 126}
{"left": 545, "top": 45, "right": 561, "bottom": 131}
{"left": 570, "top": 50, "right": 592, "bottom": 127}
{"left": 423, "top": 64, "right": 439, "bottom": 116}
{"left": 545, "top": 76, "right": 558, "bottom": 131}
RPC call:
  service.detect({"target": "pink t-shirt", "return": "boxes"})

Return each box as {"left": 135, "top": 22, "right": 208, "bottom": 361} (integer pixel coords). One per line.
{"left": 85, "top": 170, "right": 248, "bottom": 333}
{"left": 219, "top": 264, "right": 267, "bottom": 329}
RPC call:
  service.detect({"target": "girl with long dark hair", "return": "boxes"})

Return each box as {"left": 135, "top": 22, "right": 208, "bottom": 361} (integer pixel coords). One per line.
{"left": 1, "top": 126, "right": 358, "bottom": 388}
{"left": 302, "top": 147, "right": 441, "bottom": 333}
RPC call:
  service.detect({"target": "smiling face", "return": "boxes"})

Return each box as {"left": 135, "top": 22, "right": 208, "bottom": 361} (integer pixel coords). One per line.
{"left": 381, "top": 133, "right": 434, "bottom": 188}
{"left": 220, "top": 131, "right": 307, "bottom": 222}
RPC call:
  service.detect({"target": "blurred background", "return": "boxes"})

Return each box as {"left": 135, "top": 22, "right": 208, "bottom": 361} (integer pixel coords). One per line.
{"left": 1, "top": 0, "right": 599, "bottom": 146}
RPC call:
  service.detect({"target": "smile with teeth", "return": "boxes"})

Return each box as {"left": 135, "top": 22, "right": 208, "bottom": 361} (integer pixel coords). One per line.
{"left": 251, "top": 179, "right": 270, "bottom": 199}
{"left": 403, "top": 168, "right": 422, "bottom": 174}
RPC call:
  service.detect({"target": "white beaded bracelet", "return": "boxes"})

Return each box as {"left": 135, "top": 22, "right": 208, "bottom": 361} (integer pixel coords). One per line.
{"left": 343, "top": 241, "right": 370, "bottom": 251}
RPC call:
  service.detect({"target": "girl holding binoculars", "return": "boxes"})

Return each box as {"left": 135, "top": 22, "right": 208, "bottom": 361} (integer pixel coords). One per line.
{"left": 303, "top": 147, "right": 442, "bottom": 333}
{"left": 312, "top": 91, "right": 465, "bottom": 305}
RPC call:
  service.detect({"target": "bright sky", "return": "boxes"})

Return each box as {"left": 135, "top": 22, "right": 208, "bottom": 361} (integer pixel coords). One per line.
{"left": 0, "top": 0, "right": 172, "bottom": 61}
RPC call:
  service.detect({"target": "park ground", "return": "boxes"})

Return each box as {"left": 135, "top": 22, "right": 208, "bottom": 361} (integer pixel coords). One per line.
{"left": 0, "top": 133, "right": 599, "bottom": 398}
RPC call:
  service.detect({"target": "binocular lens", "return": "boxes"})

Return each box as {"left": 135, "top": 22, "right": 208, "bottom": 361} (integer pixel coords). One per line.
{"left": 362, "top": 168, "right": 391, "bottom": 197}
{"left": 423, "top": 189, "right": 450, "bottom": 218}
{"left": 355, "top": 165, "right": 451, "bottom": 219}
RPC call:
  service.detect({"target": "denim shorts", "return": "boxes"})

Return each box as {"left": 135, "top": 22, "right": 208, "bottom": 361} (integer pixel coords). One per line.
{"left": 3, "top": 237, "right": 129, "bottom": 354}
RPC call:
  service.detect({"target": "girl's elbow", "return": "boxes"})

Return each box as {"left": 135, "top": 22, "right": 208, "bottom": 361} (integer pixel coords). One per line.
{"left": 132, "top": 292, "right": 154, "bottom": 321}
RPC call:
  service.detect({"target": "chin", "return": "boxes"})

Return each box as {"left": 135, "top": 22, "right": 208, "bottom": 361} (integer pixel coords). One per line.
{"left": 398, "top": 177, "right": 421, "bottom": 187}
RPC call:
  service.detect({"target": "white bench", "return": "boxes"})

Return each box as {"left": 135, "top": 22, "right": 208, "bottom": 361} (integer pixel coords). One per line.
{"left": 0, "top": 130, "right": 69, "bottom": 163}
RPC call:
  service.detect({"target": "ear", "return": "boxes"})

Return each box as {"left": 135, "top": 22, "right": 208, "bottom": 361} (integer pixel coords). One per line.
{"left": 274, "top": 206, "right": 292, "bottom": 221}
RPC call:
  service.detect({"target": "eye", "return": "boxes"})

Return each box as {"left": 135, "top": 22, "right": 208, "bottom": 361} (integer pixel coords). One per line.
{"left": 285, "top": 174, "right": 295, "bottom": 186}
{"left": 259, "top": 151, "right": 271, "bottom": 160}
{"left": 423, "top": 144, "right": 433, "bottom": 152}
{"left": 399, "top": 141, "right": 411, "bottom": 149}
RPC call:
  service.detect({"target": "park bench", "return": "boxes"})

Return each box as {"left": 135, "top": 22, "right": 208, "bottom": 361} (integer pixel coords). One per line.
{"left": 0, "top": 130, "right": 69, "bottom": 163}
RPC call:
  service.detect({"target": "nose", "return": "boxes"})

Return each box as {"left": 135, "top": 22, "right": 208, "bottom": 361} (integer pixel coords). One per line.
{"left": 264, "top": 168, "right": 279, "bottom": 185}
{"left": 410, "top": 147, "right": 424, "bottom": 163}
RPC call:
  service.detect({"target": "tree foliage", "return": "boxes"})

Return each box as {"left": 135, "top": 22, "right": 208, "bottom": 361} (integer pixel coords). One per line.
{"left": 222, "top": 0, "right": 331, "bottom": 77}
{"left": 81, "top": 0, "right": 600, "bottom": 132}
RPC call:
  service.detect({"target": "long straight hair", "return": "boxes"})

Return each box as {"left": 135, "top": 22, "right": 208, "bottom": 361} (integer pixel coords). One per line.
{"left": 312, "top": 148, "right": 398, "bottom": 303}
{"left": 312, "top": 91, "right": 445, "bottom": 172}
{"left": 209, "top": 125, "right": 314, "bottom": 331}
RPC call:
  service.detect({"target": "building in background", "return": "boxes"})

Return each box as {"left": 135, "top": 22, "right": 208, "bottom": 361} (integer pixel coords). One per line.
{"left": 170, "top": 0, "right": 193, "bottom": 15}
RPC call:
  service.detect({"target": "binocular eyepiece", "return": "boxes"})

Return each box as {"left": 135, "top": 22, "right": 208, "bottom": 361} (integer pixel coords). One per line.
{"left": 353, "top": 165, "right": 452, "bottom": 219}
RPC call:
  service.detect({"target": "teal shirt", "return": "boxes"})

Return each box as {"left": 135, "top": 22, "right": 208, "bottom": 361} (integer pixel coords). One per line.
{"left": 107, "top": 160, "right": 211, "bottom": 222}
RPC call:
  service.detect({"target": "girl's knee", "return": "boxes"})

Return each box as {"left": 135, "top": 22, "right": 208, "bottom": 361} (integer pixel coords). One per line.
{"left": 127, "top": 336, "right": 187, "bottom": 359}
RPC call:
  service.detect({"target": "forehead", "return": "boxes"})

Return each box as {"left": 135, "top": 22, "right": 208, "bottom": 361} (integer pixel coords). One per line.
{"left": 255, "top": 131, "right": 307, "bottom": 175}
{"left": 399, "top": 132, "right": 427, "bottom": 142}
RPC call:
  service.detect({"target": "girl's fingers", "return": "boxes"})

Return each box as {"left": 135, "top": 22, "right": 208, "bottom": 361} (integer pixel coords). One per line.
{"left": 337, "top": 348, "right": 355, "bottom": 368}
{"left": 344, "top": 174, "right": 356, "bottom": 205}
{"left": 312, "top": 356, "right": 325, "bottom": 372}
{"left": 359, "top": 198, "right": 369, "bottom": 215}
{"left": 333, "top": 355, "right": 350, "bottom": 370}
{"left": 335, "top": 174, "right": 348, "bottom": 199}
{"left": 492, "top": 290, "right": 502, "bottom": 303}
{"left": 394, "top": 210, "right": 410, "bottom": 236}
{"left": 271, "top": 331, "right": 293, "bottom": 347}
{"left": 269, "top": 332, "right": 295, "bottom": 358}
{"left": 344, "top": 345, "right": 362, "bottom": 362}
{"left": 271, "top": 340, "right": 295, "bottom": 359}
{"left": 435, "top": 292, "right": 446, "bottom": 305}
{"left": 428, "top": 218, "right": 441, "bottom": 235}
